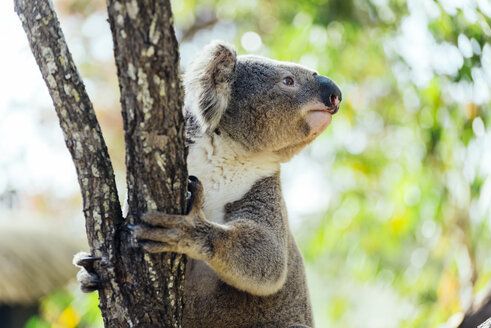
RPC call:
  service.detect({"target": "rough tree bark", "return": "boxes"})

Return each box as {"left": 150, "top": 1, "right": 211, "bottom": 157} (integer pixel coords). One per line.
{"left": 14, "top": 0, "right": 187, "bottom": 326}
{"left": 459, "top": 288, "right": 491, "bottom": 328}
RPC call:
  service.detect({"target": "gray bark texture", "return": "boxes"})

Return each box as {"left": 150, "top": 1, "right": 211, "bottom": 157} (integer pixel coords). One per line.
{"left": 14, "top": 0, "right": 187, "bottom": 327}
{"left": 459, "top": 289, "right": 491, "bottom": 328}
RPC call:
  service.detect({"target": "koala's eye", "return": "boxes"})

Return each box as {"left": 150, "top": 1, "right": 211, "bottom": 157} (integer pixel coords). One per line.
{"left": 282, "top": 76, "right": 295, "bottom": 86}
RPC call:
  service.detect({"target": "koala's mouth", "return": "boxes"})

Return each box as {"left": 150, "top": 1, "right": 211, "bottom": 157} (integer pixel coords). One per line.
{"left": 309, "top": 106, "right": 338, "bottom": 115}
{"left": 305, "top": 109, "right": 332, "bottom": 136}
{"left": 308, "top": 101, "right": 339, "bottom": 116}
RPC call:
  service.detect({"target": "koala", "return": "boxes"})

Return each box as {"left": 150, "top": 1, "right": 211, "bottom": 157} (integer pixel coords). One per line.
{"left": 75, "top": 41, "right": 341, "bottom": 328}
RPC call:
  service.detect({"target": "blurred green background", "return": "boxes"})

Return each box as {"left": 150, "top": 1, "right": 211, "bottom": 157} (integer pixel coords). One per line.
{"left": 0, "top": 0, "right": 490, "bottom": 327}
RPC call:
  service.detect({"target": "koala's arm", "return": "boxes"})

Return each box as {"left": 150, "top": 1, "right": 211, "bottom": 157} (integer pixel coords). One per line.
{"left": 132, "top": 175, "right": 288, "bottom": 296}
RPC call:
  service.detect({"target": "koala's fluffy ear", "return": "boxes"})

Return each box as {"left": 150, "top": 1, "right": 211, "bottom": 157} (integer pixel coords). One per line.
{"left": 184, "top": 41, "right": 237, "bottom": 132}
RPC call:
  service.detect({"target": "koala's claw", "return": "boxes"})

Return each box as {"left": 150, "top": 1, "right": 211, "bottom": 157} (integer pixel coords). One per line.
{"left": 75, "top": 254, "right": 101, "bottom": 273}
{"left": 77, "top": 270, "right": 104, "bottom": 293}
{"left": 73, "top": 252, "right": 105, "bottom": 293}
{"left": 187, "top": 175, "right": 204, "bottom": 214}
{"left": 188, "top": 175, "right": 201, "bottom": 193}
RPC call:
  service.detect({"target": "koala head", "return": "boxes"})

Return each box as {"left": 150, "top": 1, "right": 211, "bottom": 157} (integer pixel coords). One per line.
{"left": 184, "top": 41, "right": 342, "bottom": 162}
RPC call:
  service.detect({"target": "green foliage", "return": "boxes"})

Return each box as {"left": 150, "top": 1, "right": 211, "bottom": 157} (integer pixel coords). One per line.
{"left": 26, "top": 289, "right": 102, "bottom": 328}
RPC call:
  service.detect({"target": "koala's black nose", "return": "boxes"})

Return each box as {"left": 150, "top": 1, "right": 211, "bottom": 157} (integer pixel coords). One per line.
{"left": 315, "top": 75, "right": 342, "bottom": 114}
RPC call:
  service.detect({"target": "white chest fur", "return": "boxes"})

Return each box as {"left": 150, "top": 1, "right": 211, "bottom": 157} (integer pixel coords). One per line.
{"left": 187, "top": 135, "right": 279, "bottom": 223}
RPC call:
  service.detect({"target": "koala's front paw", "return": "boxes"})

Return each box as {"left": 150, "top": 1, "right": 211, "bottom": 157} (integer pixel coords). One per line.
{"left": 130, "top": 210, "right": 211, "bottom": 260}
{"left": 131, "top": 176, "right": 212, "bottom": 260}
{"left": 73, "top": 252, "right": 105, "bottom": 293}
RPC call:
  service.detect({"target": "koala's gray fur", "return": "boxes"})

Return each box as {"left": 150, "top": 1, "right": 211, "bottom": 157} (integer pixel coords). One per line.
{"left": 76, "top": 40, "right": 342, "bottom": 328}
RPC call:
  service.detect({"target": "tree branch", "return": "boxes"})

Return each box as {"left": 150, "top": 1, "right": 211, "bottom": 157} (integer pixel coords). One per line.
{"left": 13, "top": 0, "right": 126, "bottom": 324}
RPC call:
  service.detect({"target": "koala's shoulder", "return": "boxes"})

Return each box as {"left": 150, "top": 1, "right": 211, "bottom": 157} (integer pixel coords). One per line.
{"left": 224, "top": 173, "right": 286, "bottom": 228}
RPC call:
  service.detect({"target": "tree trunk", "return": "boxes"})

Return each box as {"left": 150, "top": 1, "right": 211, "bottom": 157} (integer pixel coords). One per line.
{"left": 14, "top": 0, "right": 187, "bottom": 326}
{"left": 105, "top": 0, "right": 188, "bottom": 326}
